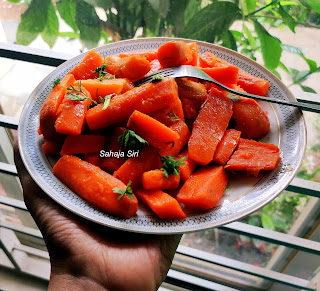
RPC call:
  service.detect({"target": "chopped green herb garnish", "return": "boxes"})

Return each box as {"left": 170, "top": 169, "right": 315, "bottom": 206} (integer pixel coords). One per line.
{"left": 256, "top": 117, "right": 263, "bottom": 127}
{"left": 101, "top": 93, "right": 116, "bottom": 110}
{"left": 93, "top": 63, "right": 114, "bottom": 81}
{"left": 159, "top": 56, "right": 172, "bottom": 61}
{"left": 118, "top": 129, "right": 148, "bottom": 151}
{"left": 200, "top": 99, "right": 208, "bottom": 109}
{"left": 151, "top": 74, "right": 164, "bottom": 83}
{"left": 167, "top": 110, "right": 181, "bottom": 122}
{"left": 66, "top": 81, "right": 98, "bottom": 106}
{"left": 113, "top": 181, "right": 134, "bottom": 200}
{"left": 160, "top": 155, "right": 187, "bottom": 178}
{"left": 53, "top": 78, "right": 60, "bottom": 87}
{"left": 227, "top": 93, "right": 241, "bottom": 102}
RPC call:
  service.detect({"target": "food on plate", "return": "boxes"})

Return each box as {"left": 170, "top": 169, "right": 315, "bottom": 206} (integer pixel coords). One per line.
{"left": 38, "top": 40, "right": 280, "bottom": 219}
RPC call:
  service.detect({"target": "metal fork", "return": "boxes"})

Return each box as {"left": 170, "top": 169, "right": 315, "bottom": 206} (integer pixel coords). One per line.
{"left": 135, "top": 65, "right": 320, "bottom": 113}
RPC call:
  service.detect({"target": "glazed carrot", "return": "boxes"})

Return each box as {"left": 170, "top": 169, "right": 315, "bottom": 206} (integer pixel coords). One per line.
{"left": 86, "top": 78, "right": 179, "bottom": 130}
{"left": 53, "top": 155, "right": 138, "bottom": 218}
{"left": 135, "top": 189, "right": 186, "bottom": 220}
{"left": 118, "top": 49, "right": 158, "bottom": 61}
{"left": 77, "top": 79, "right": 125, "bottom": 101}
{"left": 177, "top": 165, "right": 228, "bottom": 211}
{"left": 42, "top": 139, "right": 64, "bottom": 156}
{"left": 212, "top": 129, "right": 241, "bottom": 165}
{"left": 199, "top": 66, "right": 239, "bottom": 84}
{"left": 127, "top": 110, "right": 180, "bottom": 146}
{"left": 114, "top": 55, "right": 151, "bottom": 80}
{"left": 83, "top": 153, "right": 101, "bottom": 167}
{"left": 225, "top": 138, "right": 280, "bottom": 176}
{"left": 180, "top": 97, "right": 203, "bottom": 120}
{"left": 113, "top": 146, "right": 161, "bottom": 190}
{"left": 55, "top": 85, "right": 91, "bottom": 135}
{"left": 100, "top": 127, "right": 127, "bottom": 173}
{"left": 70, "top": 50, "right": 104, "bottom": 80}
{"left": 199, "top": 51, "right": 229, "bottom": 68}
{"left": 237, "top": 71, "right": 270, "bottom": 96}
{"left": 60, "top": 135, "right": 105, "bottom": 156}
{"left": 104, "top": 55, "right": 121, "bottom": 75}
{"left": 232, "top": 97, "right": 270, "bottom": 139}
{"left": 142, "top": 170, "right": 180, "bottom": 190}
{"left": 186, "top": 42, "right": 198, "bottom": 66}
{"left": 177, "top": 148, "right": 197, "bottom": 183}
{"left": 176, "top": 78, "right": 208, "bottom": 102}
{"left": 188, "top": 87, "right": 233, "bottom": 165}
{"left": 39, "top": 74, "right": 76, "bottom": 141}
{"left": 157, "top": 41, "right": 193, "bottom": 68}
{"left": 121, "top": 78, "right": 134, "bottom": 93}
{"left": 146, "top": 59, "right": 162, "bottom": 76}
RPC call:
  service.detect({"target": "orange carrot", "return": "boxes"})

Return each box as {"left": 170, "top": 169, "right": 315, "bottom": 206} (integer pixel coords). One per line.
{"left": 118, "top": 49, "right": 158, "bottom": 61}
{"left": 142, "top": 169, "right": 180, "bottom": 190}
{"left": 135, "top": 189, "right": 186, "bottom": 220}
{"left": 86, "top": 78, "right": 179, "bottom": 130}
{"left": 104, "top": 56, "right": 121, "bottom": 75}
{"left": 186, "top": 42, "right": 199, "bottom": 66}
{"left": 199, "top": 66, "right": 239, "bottom": 84}
{"left": 146, "top": 59, "right": 162, "bottom": 76}
{"left": 237, "top": 71, "right": 270, "bottom": 96}
{"left": 121, "top": 78, "right": 134, "bottom": 93}
{"left": 177, "top": 148, "right": 197, "bottom": 183}
{"left": 83, "top": 153, "right": 101, "bottom": 167}
{"left": 42, "top": 139, "right": 64, "bottom": 156}
{"left": 188, "top": 87, "right": 233, "bottom": 165}
{"left": 177, "top": 165, "right": 228, "bottom": 210}
{"left": 212, "top": 129, "right": 241, "bottom": 165}
{"left": 39, "top": 74, "right": 76, "bottom": 141}
{"left": 60, "top": 135, "right": 105, "bottom": 156}
{"left": 114, "top": 55, "right": 151, "bottom": 80}
{"left": 53, "top": 155, "right": 138, "bottom": 218}
{"left": 157, "top": 41, "right": 193, "bottom": 68}
{"left": 199, "top": 52, "right": 229, "bottom": 68}
{"left": 70, "top": 50, "right": 104, "bottom": 80}
{"left": 127, "top": 110, "right": 180, "bottom": 146}
{"left": 113, "top": 146, "right": 161, "bottom": 190}
{"left": 180, "top": 97, "right": 203, "bottom": 120}
{"left": 176, "top": 78, "right": 208, "bottom": 103}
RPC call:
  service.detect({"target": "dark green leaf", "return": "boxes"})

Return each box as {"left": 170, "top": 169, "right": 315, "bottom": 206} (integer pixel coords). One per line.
{"left": 261, "top": 213, "right": 275, "bottom": 230}
{"left": 181, "top": 2, "right": 241, "bottom": 42}
{"left": 278, "top": 61, "right": 291, "bottom": 75}
{"left": 184, "top": 0, "right": 201, "bottom": 24}
{"left": 278, "top": 4, "right": 296, "bottom": 32}
{"left": 7, "top": 0, "right": 22, "bottom": 2}
{"left": 243, "top": 23, "right": 256, "bottom": 49}
{"left": 299, "top": 0, "right": 320, "bottom": 13}
{"left": 248, "top": 215, "right": 261, "bottom": 226}
{"left": 300, "top": 85, "right": 317, "bottom": 93}
{"left": 118, "top": 130, "right": 148, "bottom": 152}
{"left": 290, "top": 68, "right": 310, "bottom": 83}
{"left": 221, "top": 30, "right": 237, "bottom": 51}
{"left": 83, "top": 0, "right": 114, "bottom": 10}
{"left": 272, "top": 214, "right": 287, "bottom": 231}
{"left": 282, "top": 204, "right": 294, "bottom": 225}
{"left": 75, "top": 1, "right": 101, "bottom": 48}
{"left": 41, "top": 1, "right": 59, "bottom": 48}
{"left": 143, "top": 2, "right": 161, "bottom": 34}
{"left": 16, "top": 0, "right": 51, "bottom": 46}
{"left": 167, "top": 0, "right": 188, "bottom": 35}
{"left": 147, "top": 0, "right": 170, "bottom": 18}
{"left": 57, "top": 0, "right": 78, "bottom": 32}
{"left": 113, "top": 181, "right": 134, "bottom": 200}
{"left": 160, "top": 155, "right": 187, "bottom": 178}
{"left": 254, "top": 20, "right": 282, "bottom": 70}
{"left": 243, "top": 0, "right": 257, "bottom": 14}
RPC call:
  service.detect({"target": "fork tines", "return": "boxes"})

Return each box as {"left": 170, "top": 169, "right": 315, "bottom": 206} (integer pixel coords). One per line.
{"left": 134, "top": 67, "right": 175, "bottom": 87}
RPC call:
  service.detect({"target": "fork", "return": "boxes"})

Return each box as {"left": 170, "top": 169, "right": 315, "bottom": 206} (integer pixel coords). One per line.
{"left": 134, "top": 65, "right": 320, "bottom": 113}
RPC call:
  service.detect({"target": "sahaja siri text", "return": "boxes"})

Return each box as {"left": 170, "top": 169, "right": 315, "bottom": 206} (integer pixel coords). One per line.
{"left": 99, "top": 150, "right": 139, "bottom": 158}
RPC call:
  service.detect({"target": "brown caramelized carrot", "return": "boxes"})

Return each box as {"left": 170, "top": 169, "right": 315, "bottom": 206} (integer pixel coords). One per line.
{"left": 142, "top": 170, "right": 180, "bottom": 190}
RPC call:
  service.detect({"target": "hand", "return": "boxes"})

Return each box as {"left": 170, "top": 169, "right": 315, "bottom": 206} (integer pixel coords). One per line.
{"left": 14, "top": 142, "right": 182, "bottom": 291}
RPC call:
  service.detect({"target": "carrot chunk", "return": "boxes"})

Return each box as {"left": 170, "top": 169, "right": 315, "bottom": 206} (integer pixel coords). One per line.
{"left": 177, "top": 148, "right": 197, "bottom": 183}
{"left": 142, "top": 170, "right": 180, "bottom": 190}
{"left": 176, "top": 78, "right": 207, "bottom": 103}
{"left": 199, "top": 66, "right": 239, "bottom": 84}
{"left": 118, "top": 49, "right": 158, "bottom": 61}
{"left": 53, "top": 155, "right": 138, "bottom": 218}
{"left": 237, "top": 71, "right": 270, "bottom": 96}
{"left": 213, "top": 129, "right": 241, "bottom": 165}
{"left": 135, "top": 189, "right": 186, "bottom": 220}
{"left": 186, "top": 42, "right": 199, "bottom": 66}
{"left": 157, "top": 41, "right": 193, "bottom": 68}
{"left": 70, "top": 50, "right": 104, "bottom": 80}
{"left": 177, "top": 165, "right": 228, "bottom": 211}
{"left": 42, "top": 139, "right": 64, "bottom": 156}
{"left": 121, "top": 78, "right": 134, "bottom": 93}
{"left": 199, "top": 52, "right": 229, "bottom": 68}
{"left": 60, "top": 135, "right": 105, "bottom": 156}
{"left": 104, "top": 56, "right": 121, "bottom": 75}
{"left": 114, "top": 55, "right": 151, "bottom": 80}
{"left": 83, "top": 153, "right": 101, "bottom": 167}
{"left": 188, "top": 87, "right": 233, "bottom": 165}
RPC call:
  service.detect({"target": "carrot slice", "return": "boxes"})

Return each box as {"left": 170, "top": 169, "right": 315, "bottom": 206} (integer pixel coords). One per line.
{"left": 121, "top": 78, "right": 134, "bottom": 93}
{"left": 53, "top": 155, "right": 138, "bottom": 218}
{"left": 135, "top": 189, "right": 186, "bottom": 220}
{"left": 142, "top": 170, "right": 180, "bottom": 190}
{"left": 114, "top": 55, "right": 151, "bottom": 80}
{"left": 188, "top": 87, "right": 233, "bottom": 165}
{"left": 42, "top": 139, "right": 64, "bottom": 156}
{"left": 86, "top": 78, "right": 179, "bottom": 130}
{"left": 199, "top": 66, "right": 239, "bottom": 84}
{"left": 83, "top": 153, "right": 101, "bottom": 167}
{"left": 199, "top": 52, "right": 229, "bottom": 68}
{"left": 146, "top": 59, "right": 163, "bottom": 76}
{"left": 237, "top": 71, "right": 270, "bottom": 96}
{"left": 118, "top": 49, "right": 158, "bottom": 61}
{"left": 127, "top": 110, "right": 180, "bottom": 146}
{"left": 177, "top": 148, "right": 197, "bottom": 183}
{"left": 39, "top": 74, "right": 76, "bottom": 141}
{"left": 70, "top": 50, "right": 104, "bottom": 80}
{"left": 176, "top": 78, "right": 207, "bottom": 103}
{"left": 212, "top": 129, "right": 241, "bottom": 165}
{"left": 186, "top": 42, "right": 198, "bottom": 66}
{"left": 60, "top": 135, "right": 105, "bottom": 156}
{"left": 104, "top": 56, "right": 121, "bottom": 75}
{"left": 177, "top": 165, "right": 228, "bottom": 211}
{"left": 157, "top": 41, "right": 193, "bottom": 68}
{"left": 180, "top": 97, "right": 203, "bottom": 121}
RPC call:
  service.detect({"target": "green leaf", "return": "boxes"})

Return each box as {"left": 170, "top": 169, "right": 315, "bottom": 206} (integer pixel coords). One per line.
{"left": 75, "top": 1, "right": 101, "bottom": 48}
{"left": 167, "top": 0, "right": 189, "bottom": 35}
{"left": 118, "top": 130, "right": 148, "bottom": 152}
{"left": 16, "top": 0, "right": 51, "bottom": 46}
{"left": 299, "top": 0, "right": 320, "bottom": 13}
{"left": 300, "top": 85, "right": 317, "bottom": 93}
{"left": 143, "top": 2, "right": 160, "bottom": 34}
{"left": 184, "top": 0, "right": 201, "bottom": 24}
{"left": 254, "top": 20, "right": 282, "bottom": 70}
{"left": 113, "top": 181, "right": 134, "bottom": 200}
{"left": 278, "top": 61, "right": 291, "bottom": 75}
{"left": 57, "top": 0, "right": 78, "bottom": 32}
{"left": 261, "top": 213, "right": 275, "bottom": 230}
{"left": 248, "top": 215, "right": 261, "bottom": 226}
{"left": 243, "top": 0, "right": 257, "bottom": 14}
{"left": 272, "top": 214, "right": 287, "bottom": 231}
{"left": 181, "top": 2, "right": 241, "bottom": 42}
{"left": 278, "top": 4, "right": 296, "bottom": 32}
{"left": 160, "top": 155, "right": 187, "bottom": 178}
{"left": 41, "top": 1, "right": 59, "bottom": 48}
{"left": 243, "top": 23, "right": 256, "bottom": 49}
{"left": 83, "top": 0, "right": 114, "bottom": 10}
{"left": 290, "top": 68, "right": 310, "bottom": 84}
{"left": 147, "top": 0, "right": 170, "bottom": 18}
{"left": 221, "top": 30, "right": 237, "bottom": 51}
{"left": 7, "top": 0, "right": 22, "bottom": 2}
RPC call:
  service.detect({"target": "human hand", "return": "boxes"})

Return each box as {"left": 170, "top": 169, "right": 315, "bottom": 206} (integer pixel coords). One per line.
{"left": 14, "top": 141, "right": 182, "bottom": 291}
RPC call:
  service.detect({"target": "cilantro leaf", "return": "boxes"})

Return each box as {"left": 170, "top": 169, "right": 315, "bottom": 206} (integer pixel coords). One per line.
{"left": 53, "top": 78, "right": 60, "bottom": 88}
{"left": 160, "top": 155, "right": 187, "bottom": 178}
{"left": 151, "top": 74, "right": 164, "bottom": 83}
{"left": 113, "top": 181, "right": 134, "bottom": 200}
{"left": 118, "top": 130, "right": 148, "bottom": 151}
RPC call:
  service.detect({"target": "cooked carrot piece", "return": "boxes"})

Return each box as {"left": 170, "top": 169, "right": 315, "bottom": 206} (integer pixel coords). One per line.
{"left": 146, "top": 59, "right": 162, "bottom": 76}
{"left": 100, "top": 127, "right": 127, "bottom": 173}
{"left": 118, "top": 49, "right": 158, "bottom": 61}
{"left": 55, "top": 85, "right": 91, "bottom": 135}
{"left": 212, "top": 129, "right": 241, "bottom": 165}
{"left": 180, "top": 97, "right": 203, "bottom": 120}
{"left": 127, "top": 110, "right": 180, "bottom": 147}
{"left": 186, "top": 42, "right": 199, "bottom": 66}
{"left": 114, "top": 55, "right": 151, "bottom": 80}
{"left": 188, "top": 87, "right": 233, "bottom": 165}
{"left": 77, "top": 79, "right": 125, "bottom": 101}
{"left": 237, "top": 71, "right": 270, "bottom": 96}
{"left": 135, "top": 189, "right": 186, "bottom": 220}
{"left": 177, "top": 165, "right": 228, "bottom": 211}
{"left": 42, "top": 139, "right": 64, "bottom": 156}
{"left": 199, "top": 66, "right": 239, "bottom": 84}
{"left": 121, "top": 78, "right": 134, "bottom": 93}
{"left": 142, "top": 169, "right": 180, "bottom": 190}
{"left": 86, "top": 78, "right": 179, "bottom": 130}
{"left": 232, "top": 97, "right": 270, "bottom": 139}
{"left": 83, "top": 153, "right": 101, "bottom": 167}
{"left": 104, "top": 55, "right": 121, "bottom": 75}
{"left": 60, "top": 135, "right": 105, "bottom": 156}
{"left": 176, "top": 78, "right": 207, "bottom": 103}
{"left": 225, "top": 138, "right": 280, "bottom": 176}
{"left": 157, "top": 41, "right": 193, "bottom": 68}
{"left": 199, "top": 52, "right": 229, "bottom": 68}
{"left": 70, "top": 50, "right": 104, "bottom": 80}
{"left": 39, "top": 74, "right": 76, "bottom": 141}
{"left": 53, "top": 155, "right": 138, "bottom": 218}
{"left": 177, "top": 148, "right": 197, "bottom": 183}
{"left": 113, "top": 146, "right": 161, "bottom": 190}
